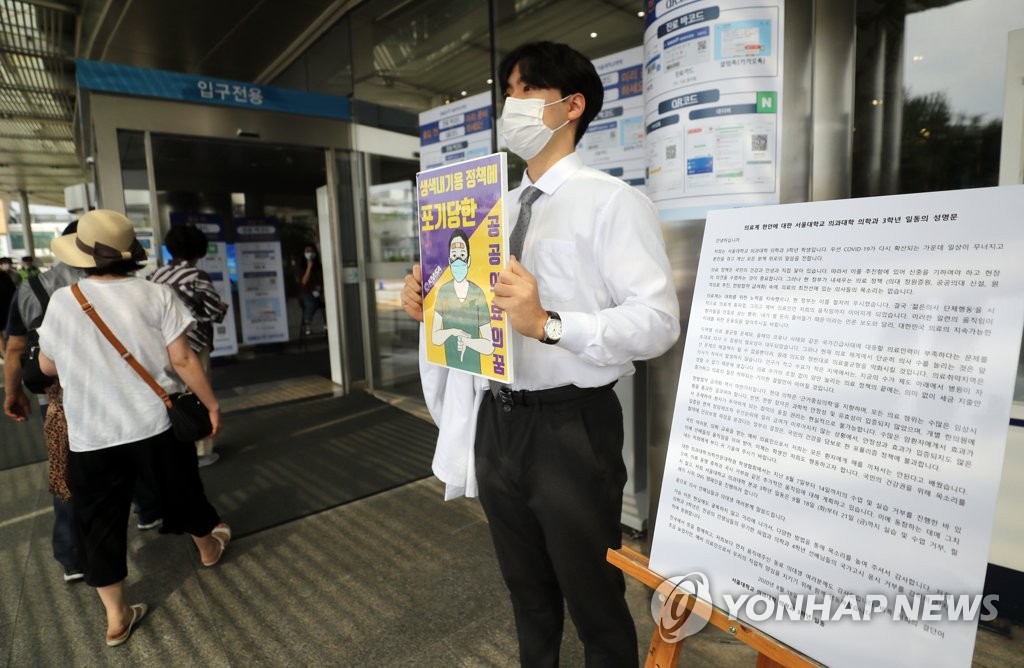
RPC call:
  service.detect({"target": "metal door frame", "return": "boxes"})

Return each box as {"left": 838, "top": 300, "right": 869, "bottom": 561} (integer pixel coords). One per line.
{"left": 85, "top": 93, "right": 418, "bottom": 392}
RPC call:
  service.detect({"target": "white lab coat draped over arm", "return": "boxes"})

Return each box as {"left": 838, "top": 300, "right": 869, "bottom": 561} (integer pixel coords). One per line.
{"left": 419, "top": 323, "right": 487, "bottom": 500}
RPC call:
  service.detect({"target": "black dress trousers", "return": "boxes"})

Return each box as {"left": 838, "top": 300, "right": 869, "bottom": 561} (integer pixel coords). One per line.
{"left": 475, "top": 385, "right": 638, "bottom": 668}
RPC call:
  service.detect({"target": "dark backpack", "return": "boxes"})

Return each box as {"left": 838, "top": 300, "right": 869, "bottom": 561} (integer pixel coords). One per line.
{"left": 20, "top": 275, "right": 56, "bottom": 394}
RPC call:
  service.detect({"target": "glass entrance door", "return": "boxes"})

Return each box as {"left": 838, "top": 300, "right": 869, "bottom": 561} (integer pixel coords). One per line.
{"left": 132, "top": 132, "right": 333, "bottom": 387}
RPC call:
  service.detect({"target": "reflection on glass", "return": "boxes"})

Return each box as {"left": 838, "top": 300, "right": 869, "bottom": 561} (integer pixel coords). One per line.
{"left": 853, "top": 0, "right": 1024, "bottom": 196}
{"left": 369, "top": 181, "right": 417, "bottom": 263}
{"left": 118, "top": 130, "right": 158, "bottom": 273}
{"left": 369, "top": 181, "right": 418, "bottom": 387}
{"left": 373, "top": 277, "right": 419, "bottom": 389}
{"left": 905, "top": 0, "right": 1024, "bottom": 401}
{"left": 366, "top": 157, "right": 420, "bottom": 391}
{"left": 852, "top": 0, "right": 1024, "bottom": 399}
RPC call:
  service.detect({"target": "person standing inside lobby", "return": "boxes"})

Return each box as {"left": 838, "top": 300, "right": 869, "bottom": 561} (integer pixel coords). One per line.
{"left": 18, "top": 255, "right": 40, "bottom": 281}
{"left": 298, "top": 243, "right": 325, "bottom": 336}
{"left": 402, "top": 41, "right": 680, "bottom": 667}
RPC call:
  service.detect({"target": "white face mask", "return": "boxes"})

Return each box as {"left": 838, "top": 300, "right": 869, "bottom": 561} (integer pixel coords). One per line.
{"left": 498, "top": 95, "right": 571, "bottom": 161}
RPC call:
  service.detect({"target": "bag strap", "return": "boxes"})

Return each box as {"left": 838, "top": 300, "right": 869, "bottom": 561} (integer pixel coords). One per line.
{"left": 28, "top": 274, "right": 49, "bottom": 312}
{"left": 26, "top": 274, "right": 50, "bottom": 329}
{"left": 70, "top": 283, "right": 173, "bottom": 408}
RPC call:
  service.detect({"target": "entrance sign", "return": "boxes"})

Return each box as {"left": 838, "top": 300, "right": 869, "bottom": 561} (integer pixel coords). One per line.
{"left": 417, "top": 152, "right": 512, "bottom": 383}
{"left": 76, "top": 59, "right": 351, "bottom": 120}
{"left": 170, "top": 212, "right": 238, "bottom": 357}
{"left": 578, "top": 47, "right": 646, "bottom": 189}
{"left": 650, "top": 186, "right": 1024, "bottom": 668}
{"left": 233, "top": 217, "right": 289, "bottom": 344}
{"left": 643, "top": 0, "right": 784, "bottom": 220}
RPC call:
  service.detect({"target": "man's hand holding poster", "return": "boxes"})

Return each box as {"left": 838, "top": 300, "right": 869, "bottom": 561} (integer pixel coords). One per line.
{"left": 418, "top": 152, "right": 513, "bottom": 383}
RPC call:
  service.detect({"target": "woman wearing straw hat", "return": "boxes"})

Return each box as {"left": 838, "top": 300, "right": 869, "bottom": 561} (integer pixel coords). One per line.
{"left": 36, "top": 209, "right": 231, "bottom": 647}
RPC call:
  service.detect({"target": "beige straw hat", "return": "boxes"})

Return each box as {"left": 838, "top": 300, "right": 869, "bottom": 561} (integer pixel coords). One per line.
{"left": 51, "top": 209, "right": 147, "bottom": 269}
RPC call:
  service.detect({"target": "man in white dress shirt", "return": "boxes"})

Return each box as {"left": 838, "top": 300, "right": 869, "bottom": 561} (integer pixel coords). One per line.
{"left": 403, "top": 41, "right": 680, "bottom": 667}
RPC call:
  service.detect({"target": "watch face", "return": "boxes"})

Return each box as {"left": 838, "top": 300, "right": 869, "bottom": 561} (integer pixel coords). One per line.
{"left": 545, "top": 317, "right": 562, "bottom": 341}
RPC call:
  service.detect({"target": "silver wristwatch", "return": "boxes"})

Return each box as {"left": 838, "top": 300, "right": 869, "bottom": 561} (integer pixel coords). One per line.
{"left": 541, "top": 311, "right": 562, "bottom": 344}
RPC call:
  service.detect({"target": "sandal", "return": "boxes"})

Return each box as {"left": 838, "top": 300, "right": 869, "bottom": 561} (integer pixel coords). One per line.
{"left": 202, "top": 523, "right": 231, "bottom": 567}
{"left": 106, "top": 603, "right": 147, "bottom": 647}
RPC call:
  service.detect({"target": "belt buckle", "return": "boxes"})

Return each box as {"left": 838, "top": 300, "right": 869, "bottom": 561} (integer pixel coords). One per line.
{"left": 497, "top": 386, "right": 515, "bottom": 407}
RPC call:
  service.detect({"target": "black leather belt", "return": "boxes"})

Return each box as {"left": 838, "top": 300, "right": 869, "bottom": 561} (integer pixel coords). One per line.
{"left": 488, "top": 381, "right": 616, "bottom": 411}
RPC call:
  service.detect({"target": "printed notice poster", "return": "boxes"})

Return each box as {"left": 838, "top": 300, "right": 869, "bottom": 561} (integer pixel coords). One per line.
{"left": 578, "top": 47, "right": 647, "bottom": 189}
{"left": 232, "top": 217, "right": 289, "bottom": 345}
{"left": 650, "top": 186, "right": 1024, "bottom": 668}
{"left": 135, "top": 228, "right": 158, "bottom": 275}
{"left": 169, "top": 212, "right": 238, "bottom": 357}
{"left": 419, "top": 92, "right": 494, "bottom": 171}
{"left": 643, "top": 0, "right": 784, "bottom": 219}
{"left": 418, "top": 152, "right": 512, "bottom": 383}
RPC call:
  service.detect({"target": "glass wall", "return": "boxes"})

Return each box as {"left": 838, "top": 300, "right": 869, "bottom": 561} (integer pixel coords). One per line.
{"left": 124, "top": 133, "right": 333, "bottom": 383}
{"left": 853, "top": 0, "right": 1024, "bottom": 197}
{"left": 364, "top": 155, "right": 420, "bottom": 392}
{"left": 266, "top": 0, "right": 1024, "bottom": 398}
{"left": 851, "top": 0, "right": 1024, "bottom": 399}
{"left": 116, "top": 130, "right": 158, "bottom": 273}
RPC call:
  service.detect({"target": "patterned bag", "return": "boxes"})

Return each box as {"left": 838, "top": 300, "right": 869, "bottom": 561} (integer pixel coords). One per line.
{"left": 43, "top": 384, "right": 72, "bottom": 502}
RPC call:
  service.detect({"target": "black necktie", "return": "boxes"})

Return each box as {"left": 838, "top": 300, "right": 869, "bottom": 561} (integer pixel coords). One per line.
{"left": 508, "top": 186, "right": 542, "bottom": 261}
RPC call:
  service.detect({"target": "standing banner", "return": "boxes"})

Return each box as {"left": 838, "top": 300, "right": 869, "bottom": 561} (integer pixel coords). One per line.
{"left": 650, "top": 186, "right": 1024, "bottom": 668}
{"left": 232, "top": 217, "right": 289, "bottom": 344}
{"left": 643, "top": 0, "right": 784, "bottom": 220}
{"left": 418, "top": 152, "right": 512, "bottom": 383}
{"left": 418, "top": 92, "right": 494, "bottom": 171}
{"left": 578, "top": 46, "right": 647, "bottom": 189}
{"left": 169, "top": 212, "right": 238, "bottom": 357}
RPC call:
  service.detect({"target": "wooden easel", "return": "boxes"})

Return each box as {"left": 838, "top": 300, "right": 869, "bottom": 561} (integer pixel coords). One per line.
{"left": 607, "top": 547, "right": 820, "bottom": 668}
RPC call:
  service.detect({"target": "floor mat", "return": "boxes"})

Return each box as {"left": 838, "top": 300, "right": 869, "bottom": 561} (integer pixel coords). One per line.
{"left": 212, "top": 348, "right": 331, "bottom": 391}
{"left": 197, "top": 392, "right": 438, "bottom": 538}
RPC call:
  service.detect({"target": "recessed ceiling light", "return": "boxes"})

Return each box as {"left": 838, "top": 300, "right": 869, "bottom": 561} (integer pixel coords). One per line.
{"left": 461, "top": 90, "right": 467, "bottom": 96}
{"left": 590, "top": 32, "right": 598, "bottom": 38}
{"left": 637, "top": 11, "right": 645, "bottom": 17}
{"left": 487, "top": 78, "right": 493, "bottom": 85}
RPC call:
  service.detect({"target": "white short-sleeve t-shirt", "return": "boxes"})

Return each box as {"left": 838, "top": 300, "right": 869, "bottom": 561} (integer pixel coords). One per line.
{"left": 38, "top": 277, "right": 195, "bottom": 452}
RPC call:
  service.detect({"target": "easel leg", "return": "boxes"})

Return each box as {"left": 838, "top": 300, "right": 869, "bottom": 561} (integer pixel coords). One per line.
{"left": 756, "top": 654, "right": 786, "bottom": 668}
{"left": 645, "top": 626, "right": 685, "bottom": 668}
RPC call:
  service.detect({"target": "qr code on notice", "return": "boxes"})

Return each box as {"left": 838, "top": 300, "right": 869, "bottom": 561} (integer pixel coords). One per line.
{"left": 697, "top": 39, "right": 707, "bottom": 52}
{"left": 751, "top": 134, "right": 768, "bottom": 152}
{"left": 666, "top": 144, "right": 677, "bottom": 159}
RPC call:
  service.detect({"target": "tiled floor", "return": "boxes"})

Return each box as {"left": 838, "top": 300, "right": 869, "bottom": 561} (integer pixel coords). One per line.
{"left": 1, "top": 371, "right": 1021, "bottom": 666}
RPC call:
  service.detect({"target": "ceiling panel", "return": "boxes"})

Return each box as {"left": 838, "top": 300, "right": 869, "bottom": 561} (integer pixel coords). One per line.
{"left": 83, "top": 0, "right": 331, "bottom": 80}
{"left": 0, "top": 0, "right": 81, "bottom": 205}
{"left": 1, "top": 0, "right": 967, "bottom": 209}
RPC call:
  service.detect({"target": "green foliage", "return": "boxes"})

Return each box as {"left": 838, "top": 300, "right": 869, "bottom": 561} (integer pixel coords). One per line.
{"left": 900, "top": 90, "right": 1003, "bottom": 194}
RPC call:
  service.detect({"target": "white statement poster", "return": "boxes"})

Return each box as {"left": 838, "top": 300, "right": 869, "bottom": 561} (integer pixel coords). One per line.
{"left": 578, "top": 47, "right": 647, "bottom": 189}
{"left": 418, "top": 92, "right": 494, "bottom": 171}
{"left": 650, "top": 186, "right": 1024, "bottom": 668}
{"left": 169, "top": 213, "right": 238, "bottom": 357}
{"left": 233, "top": 217, "right": 289, "bottom": 344}
{"left": 643, "top": 0, "right": 784, "bottom": 219}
